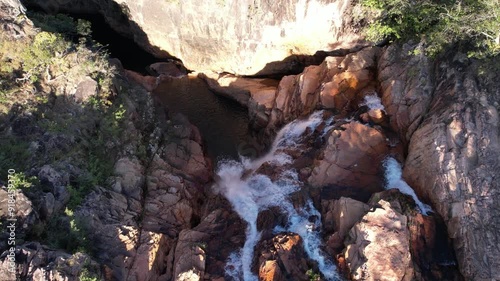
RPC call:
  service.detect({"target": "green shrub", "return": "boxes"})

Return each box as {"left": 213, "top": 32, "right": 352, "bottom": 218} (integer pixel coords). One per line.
{"left": 362, "top": 0, "right": 500, "bottom": 57}
{"left": 306, "top": 269, "right": 321, "bottom": 281}
{"left": 33, "top": 208, "right": 91, "bottom": 253}
{"left": 27, "top": 12, "right": 92, "bottom": 40}
{"left": 7, "top": 172, "right": 38, "bottom": 190}
{"left": 0, "top": 139, "right": 30, "bottom": 178}
{"left": 79, "top": 268, "right": 99, "bottom": 281}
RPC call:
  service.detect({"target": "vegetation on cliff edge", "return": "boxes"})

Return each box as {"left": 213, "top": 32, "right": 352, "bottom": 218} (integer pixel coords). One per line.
{"left": 0, "top": 12, "right": 127, "bottom": 255}
{"left": 361, "top": 0, "right": 500, "bottom": 58}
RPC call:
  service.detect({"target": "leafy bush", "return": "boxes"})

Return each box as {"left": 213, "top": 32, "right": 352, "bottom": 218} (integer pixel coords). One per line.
{"left": 362, "top": 0, "right": 500, "bottom": 57}
{"left": 7, "top": 172, "right": 38, "bottom": 190}
{"left": 33, "top": 208, "right": 91, "bottom": 253}
{"left": 27, "top": 12, "right": 92, "bottom": 40}
{"left": 79, "top": 268, "right": 99, "bottom": 281}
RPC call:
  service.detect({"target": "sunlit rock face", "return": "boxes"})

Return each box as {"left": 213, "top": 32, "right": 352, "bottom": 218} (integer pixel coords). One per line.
{"left": 24, "top": 0, "right": 365, "bottom": 76}
{"left": 402, "top": 58, "right": 500, "bottom": 280}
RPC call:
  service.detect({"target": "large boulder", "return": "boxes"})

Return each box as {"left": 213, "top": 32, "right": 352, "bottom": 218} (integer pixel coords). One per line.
{"left": 343, "top": 198, "right": 414, "bottom": 281}
{"left": 343, "top": 189, "right": 462, "bottom": 281}
{"left": 403, "top": 58, "right": 500, "bottom": 280}
{"left": 321, "top": 197, "right": 370, "bottom": 254}
{"left": 24, "top": 0, "right": 365, "bottom": 75}
{"left": 308, "top": 121, "right": 389, "bottom": 191}
{"left": 257, "top": 233, "right": 309, "bottom": 281}
{"left": 172, "top": 230, "right": 208, "bottom": 281}
{"left": 0, "top": 187, "right": 39, "bottom": 250}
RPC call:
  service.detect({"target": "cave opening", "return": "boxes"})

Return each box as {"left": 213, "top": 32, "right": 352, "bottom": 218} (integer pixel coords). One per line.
{"left": 22, "top": 4, "right": 168, "bottom": 74}
{"left": 68, "top": 12, "right": 164, "bottom": 73}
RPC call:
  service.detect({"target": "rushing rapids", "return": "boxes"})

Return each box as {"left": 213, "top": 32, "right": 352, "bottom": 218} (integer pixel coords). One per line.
{"left": 383, "top": 157, "right": 433, "bottom": 215}
{"left": 215, "top": 111, "right": 340, "bottom": 281}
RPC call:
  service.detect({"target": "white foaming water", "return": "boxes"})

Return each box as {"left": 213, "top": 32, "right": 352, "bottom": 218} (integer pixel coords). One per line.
{"left": 362, "top": 93, "right": 385, "bottom": 111}
{"left": 321, "top": 115, "right": 335, "bottom": 138}
{"left": 216, "top": 111, "right": 340, "bottom": 281}
{"left": 244, "top": 111, "right": 326, "bottom": 171}
{"left": 384, "top": 157, "right": 433, "bottom": 215}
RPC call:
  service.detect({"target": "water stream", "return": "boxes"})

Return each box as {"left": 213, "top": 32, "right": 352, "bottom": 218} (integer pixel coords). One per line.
{"left": 215, "top": 111, "right": 340, "bottom": 281}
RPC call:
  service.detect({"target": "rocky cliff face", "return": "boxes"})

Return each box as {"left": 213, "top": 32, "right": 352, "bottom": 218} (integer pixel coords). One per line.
{"left": 200, "top": 42, "right": 500, "bottom": 280}
{"left": 402, "top": 55, "right": 500, "bottom": 280}
{"left": 23, "top": 0, "right": 366, "bottom": 76}
{"left": 2, "top": 0, "right": 500, "bottom": 280}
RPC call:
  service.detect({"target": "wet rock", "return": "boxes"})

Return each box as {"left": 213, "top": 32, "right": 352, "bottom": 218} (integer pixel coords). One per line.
{"left": 259, "top": 260, "right": 285, "bottom": 281}
{"left": 273, "top": 233, "right": 308, "bottom": 280}
{"left": 367, "top": 109, "right": 385, "bottom": 124}
{"left": 257, "top": 233, "right": 309, "bottom": 281}
{"left": 270, "top": 47, "right": 380, "bottom": 131}
{"left": 308, "top": 121, "right": 389, "bottom": 191}
{"left": 319, "top": 48, "right": 378, "bottom": 112}
{"left": 408, "top": 214, "right": 462, "bottom": 281}
{"left": 204, "top": 214, "right": 246, "bottom": 276}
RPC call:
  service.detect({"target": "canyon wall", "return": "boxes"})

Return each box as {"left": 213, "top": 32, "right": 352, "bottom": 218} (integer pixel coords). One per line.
{"left": 2, "top": 0, "right": 500, "bottom": 280}
{"left": 23, "top": 0, "right": 366, "bottom": 76}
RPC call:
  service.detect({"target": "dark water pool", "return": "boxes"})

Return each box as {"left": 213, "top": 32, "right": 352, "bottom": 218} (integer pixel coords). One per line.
{"left": 153, "top": 75, "right": 261, "bottom": 163}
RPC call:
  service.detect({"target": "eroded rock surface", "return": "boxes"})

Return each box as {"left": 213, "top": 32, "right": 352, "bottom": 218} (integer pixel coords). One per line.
{"left": 257, "top": 233, "right": 309, "bottom": 281}
{"left": 2, "top": 1, "right": 498, "bottom": 279}
{"left": 403, "top": 58, "right": 500, "bottom": 280}
{"left": 343, "top": 190, "right": 461, "bottom": 281}
{"left": 309, "top": 121, "right": 389, "bottom": 191}
{"left": 378, "top": 43, "right": 435, "bottom": 143}
{"left": 322, "top": 197, "right": 370, "bottom": 255}
{"left": 75, "top": 98, "right": 212, "bottom": 280}
{"left": 202, "top": 47, "right": 381, "bottom": 135}
{"left": 344, "top": 198, "right": 413, "bottom": 281}
{"left": 24, "top": 0, "right": 366, "bottom": 75}
{"left": 0, "top": 243, "right": 101, "bottom": 281}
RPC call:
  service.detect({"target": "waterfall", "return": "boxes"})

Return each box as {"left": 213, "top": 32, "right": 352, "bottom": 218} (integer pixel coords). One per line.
{"left": 362, "top": 93, "right": 385, "bottom": 111}
{"left": 215, "top": 111, "right": 340, "bottom": 281}
{"left": 383, "top": 157, "right": 433, "bottom": 215}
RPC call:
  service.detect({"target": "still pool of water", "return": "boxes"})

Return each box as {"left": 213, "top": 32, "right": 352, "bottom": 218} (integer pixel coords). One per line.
{"left": 153, "top": 75, "right": 261, "bottom": 162}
